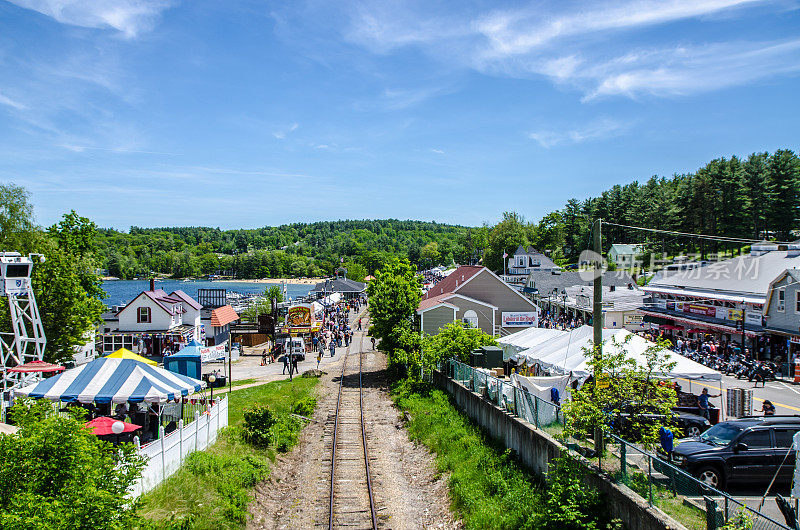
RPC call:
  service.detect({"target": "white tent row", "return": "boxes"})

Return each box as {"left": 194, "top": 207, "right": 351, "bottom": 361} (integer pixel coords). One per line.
{"left": 509, "top": 325, "right": 721, "bottom": 382}
{"left": 497, "top": 327, "right": 567, "bottom": 360}
{"left": 320, "top": 292, "right": 342, "bottom": 305}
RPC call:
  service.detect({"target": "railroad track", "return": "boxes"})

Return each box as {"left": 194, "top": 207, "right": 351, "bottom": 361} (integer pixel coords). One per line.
{"left": 326, "top": 318, "right": 378, "bottom": 529}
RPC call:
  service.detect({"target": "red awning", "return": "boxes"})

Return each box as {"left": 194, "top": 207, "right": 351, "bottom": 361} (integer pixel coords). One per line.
{"left": 687, "top": 328, "right": 709, "bottom": 334}
{"left": 660, "top": 324, "right": 684, "bottom": 331}
{"left": 7, "top": 360, "right": 65, "bottom": 373}
{"left": 84, "top": 416, "right": 141, "bottom": 436}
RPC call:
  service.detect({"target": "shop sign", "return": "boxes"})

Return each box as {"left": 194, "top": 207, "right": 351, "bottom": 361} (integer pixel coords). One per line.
{"left": 728, "top": 308, "right": 743, "bottom": 321}
{"left": 286, "top": 305, "right": 313, "bottom": 328}
{"left": 624, "top": 314, "right": 644, "bottom": 325}
{"left": 745, "top": 310, "right": 763, "bottom": 326}
{"left": 199, "top": 342, "right": 226, "bottom": 362}
{"left": 656, "top": 299, "right": 667, "bottom": 309}
{"left": 790, "top": 336, "right": 800, "bottom": 345}
{"left": 501, "top": 312, "right": 537, "bottom": 327}
{"left": 683, "top": 304, "right": 716, "bottom": 317}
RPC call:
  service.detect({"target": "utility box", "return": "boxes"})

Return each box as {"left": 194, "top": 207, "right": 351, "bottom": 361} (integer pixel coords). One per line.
{"left": 479, "top": 346, "right": 504, "bottom": 370}
{"left": 470, "top": 351, "right": 485, "bottom": 368}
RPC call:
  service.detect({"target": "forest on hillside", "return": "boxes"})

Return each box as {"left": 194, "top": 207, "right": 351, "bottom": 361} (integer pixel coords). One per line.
{"left": 96, "top": 220, "right": 482, "bottom": 280}
{"left": 94, "top": 149, "right": 800, "bottom": 278}
{"left": 481, "top": 149, "right": 800, "bottom": 271}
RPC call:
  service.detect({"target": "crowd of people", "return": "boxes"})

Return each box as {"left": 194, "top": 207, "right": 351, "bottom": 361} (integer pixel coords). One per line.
{"left": 537, "top": 310, "right": 586, "bottom": 331}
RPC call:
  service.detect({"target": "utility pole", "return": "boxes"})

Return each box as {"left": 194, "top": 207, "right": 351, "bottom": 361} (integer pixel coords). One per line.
{"left": 592, "top": 219, "right": 603, "bottom": 455}
{"left": 593, "top": 219, "right": 603, "bottom": 357}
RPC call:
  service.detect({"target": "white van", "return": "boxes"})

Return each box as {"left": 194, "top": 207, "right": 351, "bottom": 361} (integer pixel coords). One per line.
{"left": 283, "top": 337, "right": 306, "bottom": 361}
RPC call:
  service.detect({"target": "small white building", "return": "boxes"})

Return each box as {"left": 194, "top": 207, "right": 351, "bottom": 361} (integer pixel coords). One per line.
{"left": 100, "top": 287, "right": 202, "bottom": 357}
{"left": 609, "top": 244, "right": 644, "bottom": 269}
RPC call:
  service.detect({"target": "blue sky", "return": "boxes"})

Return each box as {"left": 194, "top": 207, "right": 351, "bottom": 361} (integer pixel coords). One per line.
{"left": 1, "top": 0, "right": 799, "bottom": 230}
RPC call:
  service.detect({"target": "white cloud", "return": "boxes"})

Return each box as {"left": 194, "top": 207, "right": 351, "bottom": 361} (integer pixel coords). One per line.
{"left": 528, "top": 119, "right": 632, "bottom": 148}
{"left": 474, "top": 0, "right": 765, "bottom": 59}
{"left": 431, "top": 148, "right": 444, "bottom": 154}
{"left": 272, "top": 122, "right": 299, "bottom": 139}
{"left": 341, "top": 0, "right": 798, "bottom": 100}
{"left": 0, "top": 93, "right": 26, "bottom": 110}
{"left": 8, "top": 0, "right": 173, "bottom": 38}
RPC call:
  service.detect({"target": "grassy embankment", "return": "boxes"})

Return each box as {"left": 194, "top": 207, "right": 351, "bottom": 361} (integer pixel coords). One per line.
{"left": 391, "top": 380, "right": 620, "bottom": 530}
{"left": 137, "top": 377, "right": 318, "bottom": 530}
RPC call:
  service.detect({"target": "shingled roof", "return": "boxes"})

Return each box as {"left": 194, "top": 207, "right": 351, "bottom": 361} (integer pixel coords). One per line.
{"left": 210, "top": 305, "right": 239, "bottom": 327}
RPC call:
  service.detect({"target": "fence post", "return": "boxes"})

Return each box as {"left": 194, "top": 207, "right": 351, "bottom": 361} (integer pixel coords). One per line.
{"left": 648, "top": 455, "right": 653, "bottom": 505}
{"left": 194, "top": 410, "right": 200, "bottom": 452}
{"left": 178, "top": 419, "right": 184, "bottom": 464}
{"left": 206, "top": 404, "right": 212, "bottom": 448}
{"left": 513, "top": 387, "right": 518, "bottom": 416}
{"left": 703, "top": 496, "right": 719, "bottom": 530}
{"left": 159, "top": 425, "right": 166, "bottom": 483}
{"left": 620, "top": 440, "right": 627, "bottom": 481}
{"left": 534, "top": 396, "right": 539, "bottom": 429}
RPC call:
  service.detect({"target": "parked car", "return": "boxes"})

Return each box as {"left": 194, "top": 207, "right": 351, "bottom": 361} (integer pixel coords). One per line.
{"left": 614, "top": 404, "right": 711, "bottom": 439}
{"left": 283, "top": 337, "right": 306, "bottom": 361}
{"left": 666, "top": 416, "right": 800, "bottom": 489}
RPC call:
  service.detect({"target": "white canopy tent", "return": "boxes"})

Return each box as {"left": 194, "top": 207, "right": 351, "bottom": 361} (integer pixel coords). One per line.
{"left": 497, "top": 327, "right": 567, "bottom": 360}
{"left": 511, "top": 325, "right": 721, "bottom": 382}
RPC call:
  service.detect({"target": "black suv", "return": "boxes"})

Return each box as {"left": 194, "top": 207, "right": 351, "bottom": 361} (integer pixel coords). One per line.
{"left": 668, "top": 416, "right": 800, "bottom": 489}
{"left": 615, "top": 405, "right": 711, "bottom": 439}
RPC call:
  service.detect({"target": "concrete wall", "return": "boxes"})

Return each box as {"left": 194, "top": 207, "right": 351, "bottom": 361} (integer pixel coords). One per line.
{"left": 434, "top": 371, "right": 687, "bottom": 530}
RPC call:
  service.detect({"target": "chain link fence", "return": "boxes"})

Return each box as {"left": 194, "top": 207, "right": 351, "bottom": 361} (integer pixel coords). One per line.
{"left": 445, "top": 358, "right": 795, "bottom": 530}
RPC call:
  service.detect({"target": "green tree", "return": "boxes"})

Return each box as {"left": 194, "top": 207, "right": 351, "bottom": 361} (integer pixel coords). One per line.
{"left": 486, "top": 211, "right": 529, "bottom": 272}
{"left": 366, "top": 259, "right": 421, "bottom": 360}
{"left": 422, "top": 321, "right": 496, "bottom": 366}
{"left": 765, "top": 149, "right": 800, "bottom": 241}
{"left": 562, "top": 335, "right": 677, "bottom": 449}
{"left": 0, "top": 193, "right": 105, "bottom": 363}
{"left": 0, "top": 183, "right": 36, "bottom": 252}
{"left": 0, "top": 398, "right": 145, "bottom": 529}
{"left": 343, "top": 261, "right": 367, "bottom": 283}
{"left": 419, "top": 241, "right": 440, "bottom": 269}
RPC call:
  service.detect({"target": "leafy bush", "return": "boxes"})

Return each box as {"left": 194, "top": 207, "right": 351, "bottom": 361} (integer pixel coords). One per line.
{"left": 536, "top": 455, "right": 621, "bottom": 530}
{"left": 290, "top": 396, "right": 316, "bottom": 417}
{"left": 269, "top": 416, "right": 303, "bottom": 453}
{"left": 0, "top": 397, "right": 145, "bottom": 530}
{"left": 241, "top": 404, "right": 276, "bottom": 447}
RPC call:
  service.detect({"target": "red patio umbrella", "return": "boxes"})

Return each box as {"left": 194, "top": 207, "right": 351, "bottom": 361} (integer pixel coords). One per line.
{"left": 660, "top": 324, "right": 684, "bottom": 331}
{"left": 7, "top": 360, "right": 65, "bottom": 373}
{"left": 687, "top": 328, "right": 708, "bottom": 334}
{"left": 84, "top": 416, "right": 141, "bottom": 436}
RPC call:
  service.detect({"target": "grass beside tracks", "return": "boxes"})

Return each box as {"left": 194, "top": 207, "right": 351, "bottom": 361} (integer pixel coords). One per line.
{"left": 391, "top": 380, "right": 620, "bottom": 530}
{"left": 136, "top": 377, "right": 319, "bottom": 530}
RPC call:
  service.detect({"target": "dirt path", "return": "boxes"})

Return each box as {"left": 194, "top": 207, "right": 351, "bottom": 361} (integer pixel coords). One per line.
{"left": 247, "top": 335, "right": 459, "bottom": 529}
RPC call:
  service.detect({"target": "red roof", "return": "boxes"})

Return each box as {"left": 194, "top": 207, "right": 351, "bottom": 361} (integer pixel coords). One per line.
{"left": 210, "top": 305, "right": 239, "bottom": 327}
{"left": 169, "top": 290, "right": 202, "bottom": 310}
{"left": 8, "top": 360, "right": 65, "bottom": 373}
{"left": 421, "top": 265, "right": 484, "bottom": 301}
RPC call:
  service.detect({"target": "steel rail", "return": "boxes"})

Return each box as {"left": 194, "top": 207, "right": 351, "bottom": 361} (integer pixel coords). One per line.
{"left": 328, "top": 314, "right": 377, "bottom": 530}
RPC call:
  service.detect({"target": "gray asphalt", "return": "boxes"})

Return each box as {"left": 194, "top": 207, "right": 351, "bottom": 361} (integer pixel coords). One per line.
{"left": 675, "top": 372, "right": 800, "bottom": 418}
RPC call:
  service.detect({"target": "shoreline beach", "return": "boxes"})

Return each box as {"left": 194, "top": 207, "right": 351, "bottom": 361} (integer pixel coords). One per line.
{"left": 216, "top": 277, "right": 322, "bottom": 285}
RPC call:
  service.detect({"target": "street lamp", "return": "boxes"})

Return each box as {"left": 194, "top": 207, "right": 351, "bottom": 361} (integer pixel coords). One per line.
{"left": 111, "top": 420, "right": 125, "bottom": 435}
{"left": 208, "top": 373, "right": 216, "bottom": 402}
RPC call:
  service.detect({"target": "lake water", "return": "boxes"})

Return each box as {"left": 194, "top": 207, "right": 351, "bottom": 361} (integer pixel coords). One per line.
{"left": 101, "top": 279, "right": 315, "bottom": 307}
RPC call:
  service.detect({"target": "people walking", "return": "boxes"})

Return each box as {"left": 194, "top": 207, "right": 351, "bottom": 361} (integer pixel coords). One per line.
{"left": 317, "top": 349, "right": 322, "bottom": 369}
{"left": 358, "top": 318, "right": 362, "bottom": 331}
{"left": 330, "top": 341, "right": 336, "bottom": 357}
{"left": 282, "top": 353, "right": 289, "bottom": 374}
{"left": 261, "top": 349, "right": 267, "bottom": 366}
{"left": 370, "top": 336, "right": 376, "bottom": 350}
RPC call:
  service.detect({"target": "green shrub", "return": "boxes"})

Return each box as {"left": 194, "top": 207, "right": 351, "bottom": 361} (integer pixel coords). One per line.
{"left": 241, "top": 404, "right": 276, "bottom": 447}
{"left": 290, "top": 396, "right": 317, "bottom": 417}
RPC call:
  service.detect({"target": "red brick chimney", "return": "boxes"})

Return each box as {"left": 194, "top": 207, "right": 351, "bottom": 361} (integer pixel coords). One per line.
{"left": 150, "top": 278, "right": 155, "bottom": 292}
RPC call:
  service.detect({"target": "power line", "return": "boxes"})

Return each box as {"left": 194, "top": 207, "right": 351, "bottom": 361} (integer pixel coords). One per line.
{"left": 601, "top": 221, "right": 793, "bottom": 245}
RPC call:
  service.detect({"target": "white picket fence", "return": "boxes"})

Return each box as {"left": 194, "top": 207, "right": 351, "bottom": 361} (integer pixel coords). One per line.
{"left": 130, "top": 396, "right": 229, "bottom": 497}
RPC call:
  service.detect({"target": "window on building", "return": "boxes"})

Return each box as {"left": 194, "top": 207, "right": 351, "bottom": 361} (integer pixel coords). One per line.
{"left": 778, "top": 290, "right": 785, "bottom": 312}
{"left": 462, "top": 310, "right": 478, "bottom": 329}
{"left": 796, "top": 291, "right": 800, "bottom": 313}
{"left": 137, "top": 307, "right": 151, "bottom": 323}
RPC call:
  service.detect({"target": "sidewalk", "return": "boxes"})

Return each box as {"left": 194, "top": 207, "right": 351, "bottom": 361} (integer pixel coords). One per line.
{"left": 207, "top": 306, "right": 369, "bottom": 394}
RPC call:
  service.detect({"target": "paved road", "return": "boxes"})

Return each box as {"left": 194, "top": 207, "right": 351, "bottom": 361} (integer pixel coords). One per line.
{"left": 676, "top": 372, "right": 800, "bottom": 417}
{"left": 202, "top": 308, "right": 368, "bottom": 384}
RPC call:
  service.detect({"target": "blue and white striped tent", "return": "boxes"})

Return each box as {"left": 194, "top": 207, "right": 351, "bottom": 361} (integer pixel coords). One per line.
{"left": 17, "top": 357, "right": 206, "bottom": 404}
